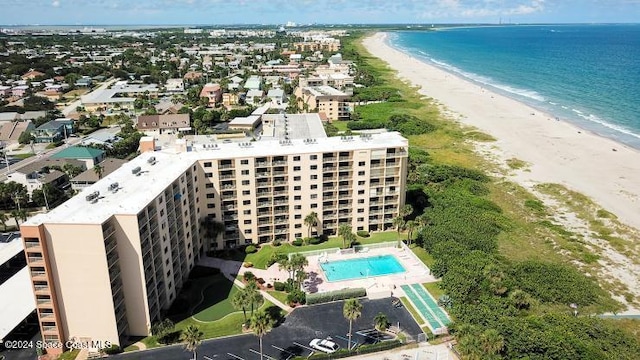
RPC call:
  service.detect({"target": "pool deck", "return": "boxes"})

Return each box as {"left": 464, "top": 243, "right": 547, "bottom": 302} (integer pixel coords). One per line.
{"left": 302, "top": 244, "right": 438, "bottom": 297}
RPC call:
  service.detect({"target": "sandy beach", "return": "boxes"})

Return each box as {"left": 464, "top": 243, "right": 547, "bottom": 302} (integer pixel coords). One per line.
{"left": 364, "top": 32, "right": 640, "bottom": 231}
{"left": 363, "top": 32, "right": 640, "bottom": 308}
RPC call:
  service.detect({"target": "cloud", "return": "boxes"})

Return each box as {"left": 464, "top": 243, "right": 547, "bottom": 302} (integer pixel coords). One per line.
{"left": 52, "top": 0, "right": 60, "bottom": 7}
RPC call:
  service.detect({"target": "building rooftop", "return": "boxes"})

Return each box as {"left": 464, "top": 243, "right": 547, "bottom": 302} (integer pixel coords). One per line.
{"left": 71, "top": 158, "right": 127, "bottom": 183}
{"left": 0, "top": 232, "right": 22, "bottom": 266}
{"left": 25, "top": 131, "right": 407, "bottom": 226}
{"left": 0, "top": 267, "right": 36, "bottom": 340}
{"left": 51, "top": 146, "right": 105, "bottom": 160}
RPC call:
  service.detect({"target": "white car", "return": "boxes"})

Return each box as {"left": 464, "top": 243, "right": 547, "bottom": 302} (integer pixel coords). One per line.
{"left": 309, "top": 338, "right": 340, "bottom": 353}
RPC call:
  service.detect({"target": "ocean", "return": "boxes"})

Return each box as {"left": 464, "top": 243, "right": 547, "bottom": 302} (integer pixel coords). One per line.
{"left": 389, "top": 24, "right": 640, "bottom": 148}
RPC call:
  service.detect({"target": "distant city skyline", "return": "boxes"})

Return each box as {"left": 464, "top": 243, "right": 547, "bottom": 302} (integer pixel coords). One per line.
{"left": 0, "top": 0, "right": 639, "bottom": 26}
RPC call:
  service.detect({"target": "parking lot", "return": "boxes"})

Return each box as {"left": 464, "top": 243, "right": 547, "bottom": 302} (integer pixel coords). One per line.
{"left": 115, "top": 298, "right": 422, "bottom": 360}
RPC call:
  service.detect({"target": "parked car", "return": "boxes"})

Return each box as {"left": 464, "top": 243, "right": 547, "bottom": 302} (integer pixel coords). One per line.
{"left": 309, "top": 338, "right": 339, "bottom": 353}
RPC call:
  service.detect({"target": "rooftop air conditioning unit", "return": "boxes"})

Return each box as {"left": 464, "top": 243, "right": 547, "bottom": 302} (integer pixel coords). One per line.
{"left": 132, "top": 166, "right": 141, "bottom": 175}
{"left": 147, "top": 156, "right": 156, "bottom": 165}
{"left": 108, "top": 182, "right": 119, "bottom": 192}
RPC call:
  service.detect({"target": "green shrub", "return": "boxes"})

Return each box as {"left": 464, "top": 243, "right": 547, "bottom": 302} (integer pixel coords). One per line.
{"left": 300, "top": 340, "right": 402, "bottom": 360}
{"left": 103, "top": 345, "right": 123, "bottom": 355}
{"left": 292, "top": 238, "right": 303, "bottom": 246}
{"left": 245, "top": 245, "right": 258, "bottom": 254}
{"left": 308, "top": 237, "right": 323, "bottom": 245}
{"left": 267, "top": 252, "right": 287, "bottom": 267}
{"left": 306, "top": 288, "right": 366, "bottom": 305}
{"left": 287, "top": 289, "right": 306, "bottom": 305}
{"left": 356, "top": 230, "right": 370, "bottom": 237}
{"left": 243, "top": 271, "right": 256, "bottom": 282}
{"left": 274, "top": 281, "right": 286, "bottom": 291}
{"left": 272, "top": 239, "right": 282, "bottom": 246}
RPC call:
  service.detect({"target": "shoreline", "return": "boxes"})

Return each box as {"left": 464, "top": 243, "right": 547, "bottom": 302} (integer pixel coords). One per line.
{"left": 362, "top": 32, "right": 640, "bottom": 231}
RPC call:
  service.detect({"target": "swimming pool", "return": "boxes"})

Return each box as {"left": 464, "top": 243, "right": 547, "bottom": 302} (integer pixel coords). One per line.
{"left": 320, "top": 255, "right": 406, "bottom": 282}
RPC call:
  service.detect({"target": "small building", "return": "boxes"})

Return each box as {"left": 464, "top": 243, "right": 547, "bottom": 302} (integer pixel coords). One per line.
{"left": 199, "top": 83, "right": 222, "bottom": 107}
{"left": 137, "top": 114, "right": 191, "bottom": 135}
{"left": 164, "top": 79, "right": 185, "bottom": 94}
{"left": 0, "top": 120, "right": 35, "bottom": 143}
{"left": 245, "top": 89, "right": 264, "bottom": 105}
{"left": 222, "top": 93, "right": 239, "bottom": 108}
{"left": 267, "top": 88, "right": 285, "bottom": 105}
{"left": 51, "top": 146, "right": 106, "bottom": 168}
{"left": 21, "top": 70, "right": 45, "bottom": 80}
{"left": 33, "top": 119, "right": 74, "bottom": 143}
{"left": 244, "top": 75, "right": 262, "bottom": 91}
{"left": 229, "top": 115, "right": 262, "bottom": 133}
{"left": 6, "top": 159, "right": 86, "bottom": 196}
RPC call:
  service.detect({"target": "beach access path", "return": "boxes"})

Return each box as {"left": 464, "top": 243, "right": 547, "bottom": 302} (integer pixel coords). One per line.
{"left": 363, "top": 32, "right": 640, "bottom": 312}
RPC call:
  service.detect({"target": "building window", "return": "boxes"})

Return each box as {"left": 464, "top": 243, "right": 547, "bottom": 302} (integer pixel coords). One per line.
{"left": 358, "top": 190, "right": 365, "bottom": 195}
{"left": 243, "top": 210, "right": 251, "bottom": 215}
{"left": 242, "top": 190, "right": 251, "bottom": 195}
{"left": 294, "top": 205, "right": 302, "bottom": 210}
{"left": 311, "top": 184, "right": 318, "bottom": 189}
{"left": 205, "top": 173, "right": 213, "bottom": 178}
{"left": 206, "top": 183, "right": 214, "bottom": 188}
{"left": 358, "top": 181, "right": 365, "bottom": 186}
{"left": 358, "top": 171, "right": 365, "bottom": 176}
{"left": 244, "top": 220, "right": 252, "bottom": 225}
{"left": 294, "top": 176, "right": 301, "bottom": 181}
{"left": 244, "top": 229, "right": 252, "bottom": 234}
{"left": 241, "top": 160, "right": 249, "bottom": 165}
{"left": 359, "top": 161, "right": 366, "bottom": 166}
{"left": 357, "top": 217, "right": 364, "bottom": 222}
{"left": 293, "top": 156, "right": 301, "bottom": 161}
{"left": 243, "top": 200, "right": 251, "bottom": 205}
{"left": 294, "top": 186, "right": 301, "bottom": 191}
{"left": 310, "top": 155, "right": 318, "bottom": 160}
{"left": 206, "top": 193, "right": 215, "bottom": 199}
{"left": 241, "top": 170, "right": 250, "bottom": 175}
{"left": 311, "top": 204, "right": 318, "bottom": 208}
{"left": 294, "top": 166, "right": 301, "bottom": 171}
{"left": 310, "top": 165, "right": 317, "bottom": 170}
{"left": 310, "top": 175, "right": 318, "bottom": 180}
{"left": 207, "top": 204, "right": 215, "bottom": 208}
{"left": 311, "top": 194, "right": 318, "bottom": 199}
{"left": 204, "top": 162, "right": 212, "bottom": 168}
{"left": 242, "top": 180, "right": 250, "bottom": 185}
{"left": 295, "top": 233, "right": 302, "bottom": 238}
{"left": 295, "top": 224, "right": 302, "bottom": 228}
{"left": 358, "top": 199, "right": 365, "bottom": 204}
{"left": 294, "top": 195, "right": 301, "bottom": 201}
{"left": 358, "top": 208, "right": 364, "bottom": 213}
{"left": 295, "top": 214, "right": 302, "bottom": 219}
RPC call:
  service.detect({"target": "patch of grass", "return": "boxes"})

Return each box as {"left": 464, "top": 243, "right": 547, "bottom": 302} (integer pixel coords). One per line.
{"left": 400, "top": 297, "right": 423, "bottom": 325}
{"left": 267, "top": 290, "right": 289, "bottom": 305}
{"left": 139, "top": 336, "right": 160, "bottom": 349}
{"left": 596, "top": 209, "right": 616, "bottom": 219}
{"left": 506, "top": 158, "right": 528, "bottom": 170}
{"left": 57, "top": 350, "right": 80, "bottom": 360}
{"left": 423, "top": 282, "right": 445, "bottom": 299}
{"left": 465, "top": 130, "right": 496, "bottom": 142}
{"left": 124, "top": 344, "right": 139, "bottom": 352}
{"left": 410, "top": 244, "right": 434, "bottom": 267}
{"left": 331, "top": 120, "right": 350, "bottom": 132}
{"left": 524, "top": 199, "right": 546, "bottom": 215}
{"left": 604, "top": 318, "right": 640, "bottom": 343}
{"left": 192, "top": 279, "right": 242, "bottom": 322}
{"left": 12, "top": 152, "right": 35, "bottom": 159}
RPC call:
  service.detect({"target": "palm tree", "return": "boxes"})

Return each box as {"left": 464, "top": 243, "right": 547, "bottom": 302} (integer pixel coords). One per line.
{"left": 245, "top": 281, "right": 264, "bottom": 318}
{"left": 289, "top": 253, "right": 308, "bottom": 286}
{"left": 483, "top": 264, "right": 508, "bottom": 296}
{"left": 338, "top": 224, "right": 353, "bottom": 249}
{"left": 10, "top": 209, "right": 22, "bottom": 228}
{"left": 392, "top": 216, "right": 405, "bottom": 247}
{"left": 93, "top": 164, "right": 104, "bottom": 179}
{"left": 480, "top": 329, "right": 504, "bottom": 356}
{"left": 373, "top": 312, "right": 389, "bottom": 332}
{"left": 457, "top": 335, "right": 483, "bottom": 360}
{"left": 343, "top": 298, "right": 362, "bottom": 350}
{"left": 277, "top": 257, "right": 294, "bottom": 281}
{"left": 438, "top": 295, "right": 453, "bottom": 309}
{"left": 232, "top": 289, "right": 250, "bottom": 323}
{"left": 303, "top": 211, "right": 318, "bottom": 239}
{"left": 182, "top": 325, "right": 203, "bottom": 360}
{"left": 250, "top": 310, "right": 273, "bottom": 360}
{"left": 400, "top": 204, "right": 413, "bottom": 218}
{"left": 0, "top": 212, "right": 8, "bottom": 231}
{"left": 405, "top": 220, "right": 416, "bottom": 246}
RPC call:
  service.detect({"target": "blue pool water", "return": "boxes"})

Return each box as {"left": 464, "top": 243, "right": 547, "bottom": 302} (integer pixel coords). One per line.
{"left": 320, "top": 255, "right": 406, "bottom": 282}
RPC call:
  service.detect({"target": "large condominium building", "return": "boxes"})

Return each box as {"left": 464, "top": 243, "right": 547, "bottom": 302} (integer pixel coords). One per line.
{"left": 294, "top": 85, "right": 351, "bottom": 121}
{"left": 20, "top": 118, "right": 408, "bottom": 353}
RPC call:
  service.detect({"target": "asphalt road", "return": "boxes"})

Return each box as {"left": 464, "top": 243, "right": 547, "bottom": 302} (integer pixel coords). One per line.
{"left": 114, "top": 298, "right": 422, "bottom": 360}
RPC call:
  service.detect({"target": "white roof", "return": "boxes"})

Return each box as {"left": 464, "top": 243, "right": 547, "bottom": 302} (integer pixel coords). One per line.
{"left": 0, "top": 267, "right": 36, "bottom": 340}
{"left": 0, "top": 232, "right": 23, "bottom": 266}
{"left": 26, "top": 131, "right": 408, "bottom": 226}
{"left": 229, "top": 115, "right": 261, "bottom": 126}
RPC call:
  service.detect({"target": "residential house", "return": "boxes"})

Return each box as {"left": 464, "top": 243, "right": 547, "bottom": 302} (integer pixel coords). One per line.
{"left": 70, "top": 158, "right": 127, "bottom": 190}
{"left": 33, "top": 119, "right": 74, "bottom": 143}
{"left": 11, "top": 85, "right": 29, "bottom": 98}
{"left": 0, "top": 85, "right": 11, "bottom": 98}
{"left": 294, "top": 85, "right": 350, "bottom": 121}
{"left": 0, "top": 121, "right": 35, "bottom": 143}
{"left": 21, "top": 70, "right": 45, "bottom": 80}
{"left": 245, "top": 89, "right": 264, "bottom": 105}
{"left": 222, "top": 93, "right": 239, "bottom": 108}
{"left": 81, "top": 132, "right": 122, "bottom": 148}
{"left": 164, "top": 78, "right": 184, "bottom": 94}
{"left": 199, "top": 83, "right": 222, "bottom": 107}
{"left": 136, "top": 114, "right": 191, "bottom": 135}
{"left": 154, "top": 100, "right": 185, "bottom": 115}
{"left": 6, "top": 158, "right": 85, "bottom": 196}
{"left": 183, "top": 71, "right": 203, "bottom": 82}
{"left": 267, "top": 88, "right": 285, "bottom": 105}
{"left": 51, "top": 146, "right": 107, "bottom": 168}
{"left": 80, "top": 84, "right": 158, "bottom": 112}
{"left": 75, "top": 77, "right": 93, "bottom": 87}
{"left": 244, "top": 75, "right": 262, "bottom": 90}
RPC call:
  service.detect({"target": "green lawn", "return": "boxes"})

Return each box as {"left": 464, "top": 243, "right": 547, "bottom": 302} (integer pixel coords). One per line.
{"left": 242, "top": 231, "right": 403, "bottom": 269}
{"left": 192, "top": 278, "right": 242, "bottom": 322}
{"left": 410, "top": 244, "right": 435, "bottom": 267}
{"left": 124, "top": 344, "right": 139, "bottom": 352}
{"left": 400, "top": 296, "right": 423, "bottom": 326}
{"left": 331, "top": 120, "right": 350, "bottom": 131}
{"left": 423, "top": 282, "right": 445, "bottom": 299}
{"left": 57, "top": 349, "right": 80, "bottom": 360}
{"left": 12, "top": 153, "right": 34, "bottom": 159}
{"left": 267, "top": 290, "right": 289, "bottom": 304}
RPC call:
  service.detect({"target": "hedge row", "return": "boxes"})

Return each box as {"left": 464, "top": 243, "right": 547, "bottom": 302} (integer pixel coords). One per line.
{"left": 296, "top": 340, "right": 403, "bottom": 360}
{"left": 306, "top": 288, "right": 366, "bottom": 305}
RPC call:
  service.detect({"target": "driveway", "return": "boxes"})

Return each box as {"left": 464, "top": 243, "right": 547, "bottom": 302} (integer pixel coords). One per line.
{"left": 114, "top": 298, "right": 422, "bottom": 360}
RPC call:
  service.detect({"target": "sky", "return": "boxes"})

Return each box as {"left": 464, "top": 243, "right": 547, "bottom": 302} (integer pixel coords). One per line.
{"left": 0, "top": 0, "right": 639, "bottom": 26}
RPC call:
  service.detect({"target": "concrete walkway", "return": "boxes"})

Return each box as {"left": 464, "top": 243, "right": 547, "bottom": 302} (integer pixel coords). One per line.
{"left": 198, "top": 256, "right": 293, "bottom": 313}
{"left": 351, "top": 342, "right": 458, "bottom": 360}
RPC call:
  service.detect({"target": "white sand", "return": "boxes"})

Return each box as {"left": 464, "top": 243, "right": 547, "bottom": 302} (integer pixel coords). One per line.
{"left": 363, "top": 32, "right": 640, "bottom": 231}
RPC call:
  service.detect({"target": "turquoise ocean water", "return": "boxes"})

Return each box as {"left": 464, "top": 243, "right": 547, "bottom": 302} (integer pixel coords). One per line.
{"left": 389, "top": 25, "right": 640, "bottom": 148}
